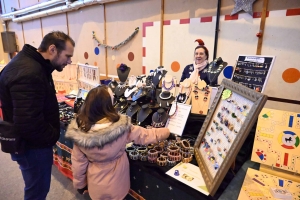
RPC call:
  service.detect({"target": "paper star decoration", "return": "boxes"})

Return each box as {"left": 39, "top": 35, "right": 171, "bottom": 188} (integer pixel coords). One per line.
{"left": 231, "top": 0, "right": 256, "bottom": 16}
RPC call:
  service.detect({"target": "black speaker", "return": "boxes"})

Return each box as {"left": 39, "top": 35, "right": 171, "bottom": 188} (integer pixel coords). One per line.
{"left": 1, "top": 31, "right": 17, "bottom": 53}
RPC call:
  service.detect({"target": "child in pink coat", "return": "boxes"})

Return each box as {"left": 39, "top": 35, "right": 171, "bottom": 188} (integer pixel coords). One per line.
{"left": 66, "top": 85, "right": 170, "bottom": 200}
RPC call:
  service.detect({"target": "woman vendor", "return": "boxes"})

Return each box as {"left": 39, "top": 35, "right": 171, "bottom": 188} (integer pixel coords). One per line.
{"left": 180, "top": 39, "right": 217, "bottom": 86}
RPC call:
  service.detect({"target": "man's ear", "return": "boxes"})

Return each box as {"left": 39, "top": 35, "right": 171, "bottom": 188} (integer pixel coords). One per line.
{"left": 48, "top": 44, "right": 56, "bottom": 55}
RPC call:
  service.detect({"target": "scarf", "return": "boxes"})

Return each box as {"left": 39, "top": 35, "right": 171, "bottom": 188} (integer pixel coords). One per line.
{"left": 188, "top": 60, "right": 208, "bottom": 84}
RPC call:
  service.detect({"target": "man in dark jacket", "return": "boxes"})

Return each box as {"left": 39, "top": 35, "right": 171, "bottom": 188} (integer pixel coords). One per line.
{"left": 0, "top": 31, "right": 75, "bottom": 200}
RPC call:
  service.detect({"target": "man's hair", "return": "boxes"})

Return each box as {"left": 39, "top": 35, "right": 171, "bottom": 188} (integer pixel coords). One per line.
{"left": 38, "top": 31, "right": 75, "bottom": 54}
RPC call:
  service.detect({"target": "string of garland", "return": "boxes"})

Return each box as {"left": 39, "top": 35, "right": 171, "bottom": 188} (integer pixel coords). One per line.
{"left": 92, "top": 27, "right": 139, "bottom": 50}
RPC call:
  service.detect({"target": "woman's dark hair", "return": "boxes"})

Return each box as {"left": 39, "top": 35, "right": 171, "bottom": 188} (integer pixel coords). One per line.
{"left": 76, "top": 86, "right": 120, "bottom": 132}
{"left": 194, "top": 45, "right": 209, "bottom": 60}
{"left": 38, "top": 31, "right": 75, "bottom": 54}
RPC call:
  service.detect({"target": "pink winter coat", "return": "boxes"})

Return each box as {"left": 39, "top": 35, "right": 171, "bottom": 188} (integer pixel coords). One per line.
{"left": 65, "top": 114, "right": 170, "bottom": 200}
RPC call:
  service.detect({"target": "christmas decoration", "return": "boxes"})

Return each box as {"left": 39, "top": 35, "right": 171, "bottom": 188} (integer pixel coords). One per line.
{"left": 92, "top": 27, "right": 139, "bottom": 50}
{"left": 231, "top": 0, "right": 256, "bottom": 16}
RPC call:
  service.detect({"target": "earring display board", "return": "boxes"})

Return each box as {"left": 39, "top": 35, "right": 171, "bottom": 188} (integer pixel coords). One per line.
{"left": 238, "top": 168, "right": 300, "bottom": 200}
{"left": 231, "top": 55, "right": 275, "bottom": 93}
{"left": 77, "top": 63, "right": 100, "bottom": 90}
{"left": 191, "top": 80, "right": 211, "bottom": 115}
{"left": 251, "top": 108, "right": 300, "bottom": 174}
{"left": 194, "top": 79, "right": 268, "bottom": 196}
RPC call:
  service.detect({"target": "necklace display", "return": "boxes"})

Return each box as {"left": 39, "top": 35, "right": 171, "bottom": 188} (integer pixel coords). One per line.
{"left": 126, "top": 102, "right": 141, "bottom": 117}
{"left": 137, "top": 106, "right": 153, "bottom": 125}
{"left": 124, "top": 85, "right": 137, "bottom": 98}
{"left": 162, "top": 79, "right": 175, "bottom": 91}
{"left": 207, "top": 57, "right": 226, "bottom": 84}
{"left": 114, "top": 98, "right": 128, "bottom": 113}
{"left": 115, "top": 82, "right": 128, "bottom": 97}
{"left": 151, "top": 108, "right": 168, "bottom": 128}
{"left": 177, "top": 85, "right": 192, "bottom": 104}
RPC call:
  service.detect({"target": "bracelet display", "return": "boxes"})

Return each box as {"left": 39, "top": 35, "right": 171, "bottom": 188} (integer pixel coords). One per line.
{"left": 139, "top": 152, "right": 148, "bottom": 161}
{"left": 168, "top": 151, "right": 182, "bottom": 162}
{"left": 137, "top": 147, "right": 148, "bottom": 154}
{"left": 148, "top": 156, "right": 157, "bottom": 163}
{"left": 180, "top": 148, "right": 190, "bottom": 158}
{"left": 147, "top": 143, "right": 155, "bottom": 150}
{"left": 153, "top": 146, "right": 163, "bottom": 155}
{"left": 126, "top": 146, "right": 136, "bottom": 153}
{"left": 181, "top": 154, "right": 193, "bottom": 163}
{"left": 181, "top": 139, "right": 190, "bottom": 149}
{"left": 167, "top": 158, "right": 177, "bottom": 166}
{"left": 157, "top": 157, "right": 167, "bottom": 166}
{"left": 147, "top": 149, "right": 158, "bottom": 159}
{"left": 167, "top": 146, "right": 180, "bottom": 153}
{"left": 129, "top": 151, "right": 139, "bottom": 160}
{"left": 160, "top": 152, "right": 168, "bottom": 159}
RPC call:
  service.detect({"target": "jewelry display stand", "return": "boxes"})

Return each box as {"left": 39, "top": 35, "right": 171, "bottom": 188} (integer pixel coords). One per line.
{"left": 194, "top": 79, "right": 268, "bottom": 196}
{"left": 124, "top": 75, "right": 138, "bottom": 98}
{"left": 157, "top": 91, "right": 175, "bottom": 108}
{"left": 151, "top": 108, "right": 169, "bottom": 128}
{"left": 126, "top": 102, "right": 141, "bottom": 124}
{"left": 136, "top": 104, "right": 153, "bottom": 126}
{"left": 114, "top": 97, "right": 128, "bottom": 113}
{"left": 231, "top": 55, "right": 275, "bottom": 93}
{"left": 207, "top": 57, "right": 227, "bottom": 86}
{"left": 117, "top": 63, "right": 131, "bottom": 83}
{"left": 177, "top": 78, "right": 192, "bottom": 105}
{"left": 108, "top": 80, "right": 118, "bottom": 93}
{"left": 191, "top": 80, "right": 211, "bottom": 115}
{"left": 152, "top": 66, "right": 167, "bottom": 87}
{"left": 161, "top": 74, "right": 176, "bottom": 96}
{"left": 115, "top": 82, "right": 128, "bottom": 97}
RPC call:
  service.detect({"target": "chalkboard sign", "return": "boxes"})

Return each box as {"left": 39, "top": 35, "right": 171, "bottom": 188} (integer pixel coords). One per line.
{"left": 231, "top": 55, "right": 275, "bottom": 93}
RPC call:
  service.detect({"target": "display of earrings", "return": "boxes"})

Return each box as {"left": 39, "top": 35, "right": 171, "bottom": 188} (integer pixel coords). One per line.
{"left": 231, "top": 55, "right": 275, "bottom": 93}
{"left": 177, "top": 79, "right": 192, "bottom": 105}
{"left": 191, "top": 80, "right": 211, "bottom": 115}
{"left": 199, "top": 89, "right": 254, "bottom": 177}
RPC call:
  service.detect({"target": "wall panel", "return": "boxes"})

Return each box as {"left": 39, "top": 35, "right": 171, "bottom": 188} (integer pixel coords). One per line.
{"left": 105, "top": 0, "right": 160, "bottom": 76}
{"left": 67, "top": 5, "right": 105, "bottom": 74}
{"left": 22, "top": 19, "right": 42, "bottom": 48}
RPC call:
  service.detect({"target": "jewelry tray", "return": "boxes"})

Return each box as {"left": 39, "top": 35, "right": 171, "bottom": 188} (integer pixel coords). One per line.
{"left": 194, "top": 79, "right": 268, "bottom": 196}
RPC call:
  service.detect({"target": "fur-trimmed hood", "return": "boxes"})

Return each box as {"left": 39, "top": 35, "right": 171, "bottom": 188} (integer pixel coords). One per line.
{"left": 65, "top": 114, "right": 132, "bottom": 148}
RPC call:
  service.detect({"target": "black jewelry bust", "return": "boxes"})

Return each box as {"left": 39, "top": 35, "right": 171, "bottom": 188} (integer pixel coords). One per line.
{"left": 124, "top": 85, "right": 137, "bottom": 98}
{"left": 152, "top": 108, "right": 169, "bottom": 128}
{"left": 126, "top": 101, "right": 141, "bottom": 118}
{"left": 114, "top": 97, "right": 128, "bottom": 113}
{"left": 136, "top": 104, "right": 153, "bottom": 126}
{"left": 108, "top": 80, "right": 118, "bottom": 93}
{"left": 207, "top": 57, "right": 228, "bottom": 86}
{"left": 157, "top": 91, "right": 175, "bottom": 108}
{"left": 117, "top": 63, "right": 131, "bottom": 83}
{"left": 115, "top": 82, "right": 128, "bottom": 97}
{"left": 132, "top": 87, "right": 148, "bottom": 101}
{"left": 153, "top": 66, "right": 167, "bottom": 87}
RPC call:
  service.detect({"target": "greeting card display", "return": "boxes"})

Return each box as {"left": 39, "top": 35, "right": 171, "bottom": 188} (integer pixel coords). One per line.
{"left": 194, "top": 79, "right": 267, "bottom": 195}
{"left": 231, "top": 55, "right": 275, "bottom": 92}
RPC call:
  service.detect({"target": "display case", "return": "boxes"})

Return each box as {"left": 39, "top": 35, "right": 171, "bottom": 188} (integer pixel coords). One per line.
{"left": 194, "top": 79, "right": 268, "bottom": 195}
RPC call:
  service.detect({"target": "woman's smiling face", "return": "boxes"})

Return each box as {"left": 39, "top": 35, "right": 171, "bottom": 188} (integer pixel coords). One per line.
{"left": 194, "top": 47, "right": 207, "bottom": 64}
